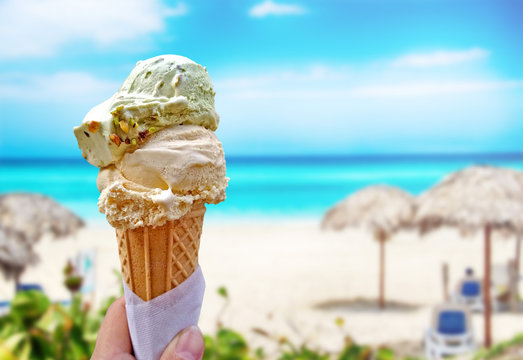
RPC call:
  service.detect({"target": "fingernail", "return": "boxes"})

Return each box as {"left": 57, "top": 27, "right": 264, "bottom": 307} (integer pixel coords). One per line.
{"left": 174, "top": 326, "right": 204, "bottom": 360}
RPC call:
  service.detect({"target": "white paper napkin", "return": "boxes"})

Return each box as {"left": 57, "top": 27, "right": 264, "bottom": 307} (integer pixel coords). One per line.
{"left": 123, "top": 265, "right": 205, "bottom": 360}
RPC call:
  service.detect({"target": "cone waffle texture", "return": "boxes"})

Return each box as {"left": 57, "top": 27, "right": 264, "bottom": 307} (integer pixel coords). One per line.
{"left": 116, "top": 202, "right": 206, "bottom": 301}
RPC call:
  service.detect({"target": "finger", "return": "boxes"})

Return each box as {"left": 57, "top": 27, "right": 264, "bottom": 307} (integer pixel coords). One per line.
{"left": 160, "top": 326, "right": 205, "bottom": 360}
{"left": 91, "top": 296, "right": 134, "bottom": 360}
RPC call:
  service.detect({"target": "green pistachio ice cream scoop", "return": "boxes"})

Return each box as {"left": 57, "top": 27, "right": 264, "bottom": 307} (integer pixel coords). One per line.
{"left": 73, "top": 55, "right": 219, "bottom": 167}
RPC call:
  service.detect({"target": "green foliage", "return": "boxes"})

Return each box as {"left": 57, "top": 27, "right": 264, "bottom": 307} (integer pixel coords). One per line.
{"left": 472, "top": 332, "right": 523, "bottom": 360}
{"left": 217, "top": 286, "right": 229, "bottom": 299}
{"left": 63, "top": 261, "right": 74, "bottom": 277}
{"left": 254, "top": 347, "right": 265, "bottom": 360}
{"left": 337, "top": 342, "right": 372, "bottom": 360}
{"left": 1, "top": 282, "right": 522, "bottom": 360}
{"left": 64, "top": 276, "right": 83, "bottom": 290}
{"left": 10, "top": 290, "right": 50, "bottom": 324}
{"left": 63, "top": 261, "right": 84, "bottom": 294}
{"left": 374, "top": 348, "right": 395, "bottom": 360}
{"left": 203, "top": 328, "right": 251, "bottom": 360}
{"left": 0, "top": 291, "right": 102, "bottom": 360}
{"left": 279, "top": 344, "right": 330, "bottom": 360}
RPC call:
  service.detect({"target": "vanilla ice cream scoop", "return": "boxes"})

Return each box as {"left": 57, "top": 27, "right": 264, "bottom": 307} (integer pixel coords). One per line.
{"left": 74, "top": 55, "right": 219, "bottom": 167}
{"left": 97, "top": 125, "right": 227, "bottom": 229}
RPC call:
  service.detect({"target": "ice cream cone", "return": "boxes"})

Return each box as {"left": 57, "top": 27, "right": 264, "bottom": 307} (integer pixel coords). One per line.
{"left": 115, "top": 201, "right": 206, "bottom": 301}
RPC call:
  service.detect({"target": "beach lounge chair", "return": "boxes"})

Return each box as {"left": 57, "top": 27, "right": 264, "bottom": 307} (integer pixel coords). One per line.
{"left": 452, "top": 278, "right": 483, "bottom": 312}
{"left": 490, "top": 262, "right": 516, "bottom": 312}
{"left": 425, "top": 303, "right": 476, "bottom": 359}
{"left": 16, "top": 283, "right": 44, "bottom": 292}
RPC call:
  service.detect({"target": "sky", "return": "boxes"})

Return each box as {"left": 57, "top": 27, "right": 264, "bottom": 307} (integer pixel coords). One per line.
{"left": 0, "top": 0, "right": 522, "bottom": 158}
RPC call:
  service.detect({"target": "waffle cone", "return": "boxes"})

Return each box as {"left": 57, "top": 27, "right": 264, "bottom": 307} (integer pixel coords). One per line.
{"left": 115, "top": 202, "right": 206, "bottom": 301}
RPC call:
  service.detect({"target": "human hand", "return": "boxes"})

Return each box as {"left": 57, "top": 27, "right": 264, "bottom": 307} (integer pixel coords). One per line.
{"left": 91, "top": 297, "right": 205, "bottom": 360}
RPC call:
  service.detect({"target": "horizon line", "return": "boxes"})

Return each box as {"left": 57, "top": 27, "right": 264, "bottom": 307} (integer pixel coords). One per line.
{"left": 0, "top": 152, "right": 522, "bottom": 164}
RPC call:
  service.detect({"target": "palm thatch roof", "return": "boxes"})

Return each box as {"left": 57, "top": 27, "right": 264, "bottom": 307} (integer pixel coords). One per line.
{"left": 415, "top": 166, "right": 523, "bottom": 235}
{"left": 0, "top": 227, "right": 38, "bottom": 280}
{"left": 322, "top": 185, "right": 415, "bottom": 236}
{"left": 0, "top": 193, "right": 85, "bottom": 243}
{"left": 0, "top": 193, "right": 85, "bottom": 279}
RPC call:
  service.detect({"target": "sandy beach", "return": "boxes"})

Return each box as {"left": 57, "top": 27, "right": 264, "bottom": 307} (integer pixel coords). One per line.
{"left": 2, "top": 217, "right": 522, "bottom": 356}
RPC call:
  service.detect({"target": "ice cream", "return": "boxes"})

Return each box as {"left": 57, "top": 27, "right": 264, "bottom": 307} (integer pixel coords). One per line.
{"left": 73, "top": 55, "right": 219, "bottom": 168}
{"left": 74, "top": 54, "right": 227, "bottom": 231}
{"left": 97, "top": 124, "right": 227, "bottom": 229}
{"left": 73, "top": 54, "right": 227, "bottom": 306}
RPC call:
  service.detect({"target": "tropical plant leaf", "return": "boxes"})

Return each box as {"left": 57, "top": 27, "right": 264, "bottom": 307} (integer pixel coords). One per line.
{"left": 0, "top": 332, "right": 26, "bottom": 353}
{"left": 375, "top": 347, "right": 395, "bottom": 360}
{"left": 217, "top": 286, "right": 229, "bottom": 299}
{"left": 0, "top": 344, "right": 18, "bottom": 360}
{"left": 10, "top": 291, "right": 50, "bottom": 323}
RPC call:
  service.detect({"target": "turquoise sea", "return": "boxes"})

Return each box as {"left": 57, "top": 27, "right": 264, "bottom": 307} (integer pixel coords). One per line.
{"left": 1, "top": 155, "right": 523, "bottom": 222}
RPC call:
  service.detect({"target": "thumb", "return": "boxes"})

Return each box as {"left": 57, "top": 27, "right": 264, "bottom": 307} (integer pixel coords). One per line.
{"left": 160, "top": 326, "right": 205, "bottom": 360}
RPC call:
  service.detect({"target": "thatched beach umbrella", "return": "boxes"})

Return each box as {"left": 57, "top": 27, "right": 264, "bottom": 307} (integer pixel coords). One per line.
{"left": 414, "top": 165, "right": 523, "bottom": 348}
{"left": 322, "top": 185, "right": 415, "bottom": 308}
{"left": 0, "top": 227, "right": 38, "bottom": 281}
{"left": 0, "top": 193, "right": 85, "bottom": 290}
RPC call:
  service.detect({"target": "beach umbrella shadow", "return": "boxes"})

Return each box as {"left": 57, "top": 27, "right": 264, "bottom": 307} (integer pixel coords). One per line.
{"left": 313, "top": 297, "right": 421, "bottom": 313}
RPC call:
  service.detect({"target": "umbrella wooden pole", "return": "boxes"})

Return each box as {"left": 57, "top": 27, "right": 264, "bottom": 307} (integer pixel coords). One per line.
{"left": 509, "top": 259, "right": 518, "bottom": 312}
{"left": 14, "top": 272, "right": 20, "bottom": 294}
{"left": 484, "top": 224, "right": 492, "bottom": 348}
{"left": 379, "top": 238, "right": 385, "bottom": 309}
{"left": 516, "top": 235, "right": 521, "bottom": 277}
{"left": 442, "top": 262, "right": 450, "bottom": 302}
{"left": 377, "top": 230, "right": 387, "bottom": 309}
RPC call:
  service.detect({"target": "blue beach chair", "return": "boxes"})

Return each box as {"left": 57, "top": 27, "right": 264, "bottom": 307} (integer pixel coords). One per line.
{"left": 452, "top": 278, "right": 483, "bottom": 312}
{"left": 16, "top": 283, "right": 44, "bottom": 292}
{"left": 425, "top": 303, "right": 476, "bottom": 359}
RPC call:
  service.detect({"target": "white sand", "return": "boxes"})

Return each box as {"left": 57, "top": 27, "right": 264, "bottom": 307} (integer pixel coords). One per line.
{"left": 2, "top": 217, "right": 522, "bottom": 355}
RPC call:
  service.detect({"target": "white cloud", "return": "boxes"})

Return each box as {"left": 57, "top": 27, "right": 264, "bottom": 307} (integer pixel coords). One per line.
{"left": 392, "top": 48, "right": 490, "bottom": 68}
{"left": 213, "top": 53, "right": 523, "bottom": 155}
{"left": 0, "top": 72, "right": 119, "bottom": 103}
{"left": 216, "top": 66, "right": 522, "bottom": 100}
{"left": 215, "top": 48, "right": 516, "bottom": 101}
{"left": 0, "top": 0, "right": 187, "bottom": 59}
{"left": 216, "top": 80, "right": 523, "bottom": 100}
{"left": 249, "top": 0, "right": 306, "bottom": 17}
{"left": 217, "top": 65, "right": 348, "bottom": 90}
{"left": 350, "top": 80, "right": 523, "bottom": 97}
